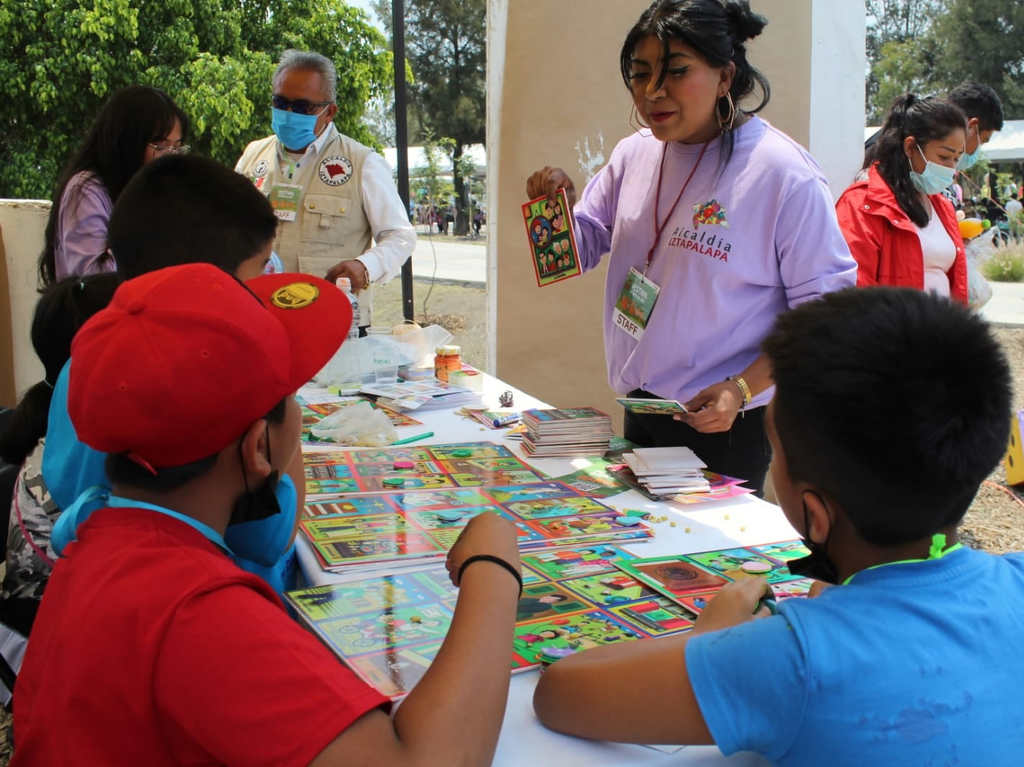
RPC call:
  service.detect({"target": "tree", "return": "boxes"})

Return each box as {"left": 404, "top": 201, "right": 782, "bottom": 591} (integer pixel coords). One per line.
{"left": 929, "top": 0, "right": 1024, "bottom": 118}
{"left": 865, "top": 0, "right": 943, "bottom": 122}
{"left": 374, "top": 0, "right": 485, "bottom": 235}
{"left": 0, "top": 0, "right": 393, "bottom": 199}
{"left": 865, "top": 0, "right": 1024, "bottom": 122}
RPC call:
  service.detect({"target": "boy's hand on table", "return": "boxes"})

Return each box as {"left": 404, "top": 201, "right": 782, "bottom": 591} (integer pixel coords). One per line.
{"left": 445, "top": 512, "right": 521, "bottom": 589}
{"left": 694, "top": 577, "right": 773, "bottom": 634}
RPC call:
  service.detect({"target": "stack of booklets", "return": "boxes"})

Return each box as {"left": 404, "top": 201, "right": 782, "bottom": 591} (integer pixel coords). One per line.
{"left": 520, "top": 407, "right": 613, "bottom": 457}
{"left": 622, "top": 446, "right": 710, "bottom": 496}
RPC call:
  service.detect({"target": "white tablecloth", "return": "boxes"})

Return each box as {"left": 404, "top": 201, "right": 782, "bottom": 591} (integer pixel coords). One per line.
{"left": 297, "top": 373, "right": 791, "bottom": 766}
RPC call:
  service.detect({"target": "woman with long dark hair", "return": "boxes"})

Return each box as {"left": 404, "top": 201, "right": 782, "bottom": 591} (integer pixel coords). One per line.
{"left": 0, "top": 274, "right": 120, "bottom": 635}
{"left": 39, "top": 86, "right": 189, "bottom": 286}
{"left": 837, "top": 94, "right": 968, "bottom": 302}
{"left": 525, "top": 0, "right": 856, "bottom": 495}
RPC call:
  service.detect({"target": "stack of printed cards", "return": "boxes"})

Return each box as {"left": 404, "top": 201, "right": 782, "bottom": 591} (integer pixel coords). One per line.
{"left": 520, "top": 407, "right": 613, "bottom": 457}
{"left": 622, "top": 446, "right": 710, "bottom": 496}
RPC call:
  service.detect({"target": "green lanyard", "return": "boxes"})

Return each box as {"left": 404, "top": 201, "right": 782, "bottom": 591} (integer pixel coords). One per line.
{"left": 842, "top": 533, "right": 963, "bottom": 586}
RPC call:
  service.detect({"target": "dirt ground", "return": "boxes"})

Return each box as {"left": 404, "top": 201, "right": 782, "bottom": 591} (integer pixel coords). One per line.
{"left": 0, "top": 308, "right": 1019, "bottom": 761}
{"left": 371, "top": 273, "right": 489, "bottom": 370}
{"left": 959, "top": 326, "right": 1024, "bottom": 554}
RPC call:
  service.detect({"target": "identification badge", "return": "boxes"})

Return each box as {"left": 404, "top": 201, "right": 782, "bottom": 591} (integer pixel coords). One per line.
{"left": 269, "top": 184, "right": 303, "bottom": 222}
{"left": 613, "top": 267, "right": 660, "bottom": 340}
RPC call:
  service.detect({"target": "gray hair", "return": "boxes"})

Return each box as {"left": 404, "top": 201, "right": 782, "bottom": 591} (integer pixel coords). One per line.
{"left": 273, "top": 50, "right": 337, "bottom": 102}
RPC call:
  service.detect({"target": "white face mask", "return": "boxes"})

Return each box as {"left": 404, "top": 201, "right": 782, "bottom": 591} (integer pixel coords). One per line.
{"left": 909, "top": 144, "right": 955, "bottom": 196}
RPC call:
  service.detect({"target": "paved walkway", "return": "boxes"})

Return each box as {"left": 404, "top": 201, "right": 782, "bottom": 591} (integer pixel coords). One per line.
{"left": 406, "top": 234, "right": 1024, "bottom": 326}
{"left": 982, "top": 281, "right": 1024, "bottom": 327}
{"left": 410, "top": 234, "right": 486, "bottom": 284}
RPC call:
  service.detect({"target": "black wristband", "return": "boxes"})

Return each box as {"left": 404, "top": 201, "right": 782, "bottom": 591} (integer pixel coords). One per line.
{"left": 457, "top": 554, "right": 523, "bottom": 596}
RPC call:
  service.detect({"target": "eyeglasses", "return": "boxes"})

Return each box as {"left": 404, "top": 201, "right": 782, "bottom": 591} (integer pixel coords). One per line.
{"left": 148, "top": 142, "right": 190, "bottom": 155}
{"left": 272, "top": 94, "right": 331, "bottom": 115}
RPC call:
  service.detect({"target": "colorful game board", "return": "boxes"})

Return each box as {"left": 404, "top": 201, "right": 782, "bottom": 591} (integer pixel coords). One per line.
{"left": 300, "top": 481, "right": 654, "bottom": 571}
{"left": 303, "top": 441, "right": 547, "bottom": 499}
{"left": 522, "top": 188, "right": 581, "bottom": 287}
{"left": 286, "top": 539, "right": 813, "bottom": 700}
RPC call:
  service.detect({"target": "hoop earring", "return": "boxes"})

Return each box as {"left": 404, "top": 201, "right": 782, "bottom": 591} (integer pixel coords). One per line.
{"left": 716, "top": 92, "right": 736, "bottom": 132}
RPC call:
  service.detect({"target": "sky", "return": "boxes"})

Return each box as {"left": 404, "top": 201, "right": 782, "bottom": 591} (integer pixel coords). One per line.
{"left": 347, "top": 0, "right": 385, "bottom": 30}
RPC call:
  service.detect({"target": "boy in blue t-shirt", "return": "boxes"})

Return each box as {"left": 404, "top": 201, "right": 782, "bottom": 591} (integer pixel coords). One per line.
{"left": 534, "top": 287, "right": 1024, "bottom": 765}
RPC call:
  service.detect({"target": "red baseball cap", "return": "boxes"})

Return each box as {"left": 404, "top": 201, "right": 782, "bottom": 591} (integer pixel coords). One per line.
{"left": 68, "top": 264, "right": 351, "bottom": 468}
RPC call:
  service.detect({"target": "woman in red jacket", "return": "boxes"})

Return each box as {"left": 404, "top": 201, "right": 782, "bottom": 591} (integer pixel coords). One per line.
{"left": 836, "top": 94, "right": 968, "bottom": 303}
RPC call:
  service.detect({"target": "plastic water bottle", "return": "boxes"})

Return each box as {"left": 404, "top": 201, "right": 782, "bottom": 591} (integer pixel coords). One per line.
{"left": 335, "top": 278, "right": 361, "bottom": 339}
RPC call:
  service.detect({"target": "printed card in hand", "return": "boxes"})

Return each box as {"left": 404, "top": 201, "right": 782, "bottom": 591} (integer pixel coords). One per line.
{"left": 522, "top": 188, "right": 582, "bottom": 287}
{"left": 616, "top": 397, "right": 689, "bottom": 415}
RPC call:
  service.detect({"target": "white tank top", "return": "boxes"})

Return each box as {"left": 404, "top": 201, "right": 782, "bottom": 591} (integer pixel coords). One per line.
{"left": 916, "top": 199, "right": 956, "bottom": 298}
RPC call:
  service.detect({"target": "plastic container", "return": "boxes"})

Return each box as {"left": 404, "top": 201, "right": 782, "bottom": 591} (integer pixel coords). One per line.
{"left": 434, "top": 345, "right": 462, "bottom": 382}
{"left": 335, "top": 277, "right": 361, "bottom": 339}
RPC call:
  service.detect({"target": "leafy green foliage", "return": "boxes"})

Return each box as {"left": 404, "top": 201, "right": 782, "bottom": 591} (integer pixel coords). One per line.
{"left": 373, "top": 0, "right": 484, "bottom": 233}
{"left": 866, "top": 0, "right": 1024, "bottom": 123}
{"left": 0, "top": 0, "right": 392, "bottom": 198}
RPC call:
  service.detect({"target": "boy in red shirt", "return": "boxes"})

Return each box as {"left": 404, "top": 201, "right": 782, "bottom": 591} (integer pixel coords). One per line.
{"left": 12, "top": 264, "right": 522, "bottom": 766}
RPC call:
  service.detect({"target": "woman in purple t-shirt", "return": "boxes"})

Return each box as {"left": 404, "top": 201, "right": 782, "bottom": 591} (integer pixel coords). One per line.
{"left": 526, "top": 0, "right": 856, "bottom": 495}
{"left": 39, "top": 86, "right": 189, "bottom": 286}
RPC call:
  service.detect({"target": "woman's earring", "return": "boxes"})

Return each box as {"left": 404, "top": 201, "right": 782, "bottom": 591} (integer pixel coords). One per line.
{"left": 716, "top": 92, "right": 737, "bottom": 132}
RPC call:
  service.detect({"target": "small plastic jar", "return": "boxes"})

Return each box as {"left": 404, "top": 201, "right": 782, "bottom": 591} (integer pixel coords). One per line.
{"left": 434, "top": 345, "right": 462, "bottom": 382}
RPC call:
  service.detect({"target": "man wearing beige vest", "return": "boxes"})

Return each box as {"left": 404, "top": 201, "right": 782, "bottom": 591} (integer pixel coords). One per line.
{"left": 236, "top": 50, "right": 415, "bottom": 331}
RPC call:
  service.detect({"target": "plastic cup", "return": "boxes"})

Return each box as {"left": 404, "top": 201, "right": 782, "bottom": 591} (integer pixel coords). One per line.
{"left": 375, "top": 365, "right": 399, "bottom": 384}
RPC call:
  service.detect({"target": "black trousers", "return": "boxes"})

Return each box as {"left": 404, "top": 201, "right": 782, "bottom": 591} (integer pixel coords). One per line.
{"left": 623, "top": 389, "right": 772, "bottom": 496}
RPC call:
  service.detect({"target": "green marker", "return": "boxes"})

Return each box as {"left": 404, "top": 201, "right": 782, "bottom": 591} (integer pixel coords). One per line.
{"left": 392, "top": 431, "right": 434, "bottom": 446}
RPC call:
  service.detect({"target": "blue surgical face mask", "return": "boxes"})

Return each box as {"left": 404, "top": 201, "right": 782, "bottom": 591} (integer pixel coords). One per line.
{"left": 224, "top": 472, "right": 297, "bottom": 567}
{"left": 956, "top": 126, "right": 982, "bottom": 171}
{"left": 909, "top": 144, "right": 956, "bottom": 196}
{"left": 271, "top": 107, "right": 324, "bottom": 151}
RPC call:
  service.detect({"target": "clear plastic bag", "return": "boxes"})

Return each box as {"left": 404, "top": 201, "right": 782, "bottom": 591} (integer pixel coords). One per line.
{"left": 309, "top": 401, "right": 397, "bottom": 446}
{"left": 314, "top": 324, "right": 453, "bottom": 388}
{"left": 964, "top": 236, "right": 995, "bottom": 310}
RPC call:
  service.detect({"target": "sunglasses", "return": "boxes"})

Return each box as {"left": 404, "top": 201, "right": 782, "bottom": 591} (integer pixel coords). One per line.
{"left": 271, "top": 94, "right": 332, "bottom": 115}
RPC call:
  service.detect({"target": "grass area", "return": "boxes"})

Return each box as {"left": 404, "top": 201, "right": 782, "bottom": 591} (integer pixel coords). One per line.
{"left": 982, "top": 242, "right": 1024, "bottom": 282}
{"left": 371, "top": 276, "right": 488, "bottom": 371}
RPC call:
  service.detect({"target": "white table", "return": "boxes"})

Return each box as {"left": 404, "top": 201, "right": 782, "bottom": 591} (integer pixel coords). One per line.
{"left": 297, "top": 373, "right": 790, "bottom": 766}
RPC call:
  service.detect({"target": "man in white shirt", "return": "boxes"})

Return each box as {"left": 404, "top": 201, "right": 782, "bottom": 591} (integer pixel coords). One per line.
{"left": 236, "top": 50, "right": 415, "bottom": 329}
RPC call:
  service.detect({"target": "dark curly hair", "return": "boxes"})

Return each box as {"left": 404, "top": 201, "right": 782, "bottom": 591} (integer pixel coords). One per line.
{"left": 620, "top": 0, "right": 770, "bottom": 164}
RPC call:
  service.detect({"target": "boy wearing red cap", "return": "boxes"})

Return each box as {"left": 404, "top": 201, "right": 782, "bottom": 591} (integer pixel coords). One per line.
{"left": 12, "top": 264, "right": 523, "bottom": 766}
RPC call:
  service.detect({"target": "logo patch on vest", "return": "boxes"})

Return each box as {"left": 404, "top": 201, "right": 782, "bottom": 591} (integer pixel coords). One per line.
{"left": 253, "top": 160, "right": 269, "bottom": 179}
{"left": 319, "top": 156, "right": 353, "bottom": 186}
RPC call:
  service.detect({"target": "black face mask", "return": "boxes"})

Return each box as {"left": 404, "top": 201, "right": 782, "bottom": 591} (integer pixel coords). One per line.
{"left": 230, "top": 427, "right": 282, "bottom": 526}
{"left": 786, "top": 495, "right": 840, "bottom": 585}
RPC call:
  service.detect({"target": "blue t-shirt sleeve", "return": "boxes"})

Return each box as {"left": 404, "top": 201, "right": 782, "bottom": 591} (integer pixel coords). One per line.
{"left": 685, "top": 614, "right": 808, "bottom": 760}
{"left": 42, "top": 359, "right": 109, "bottom": 510}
